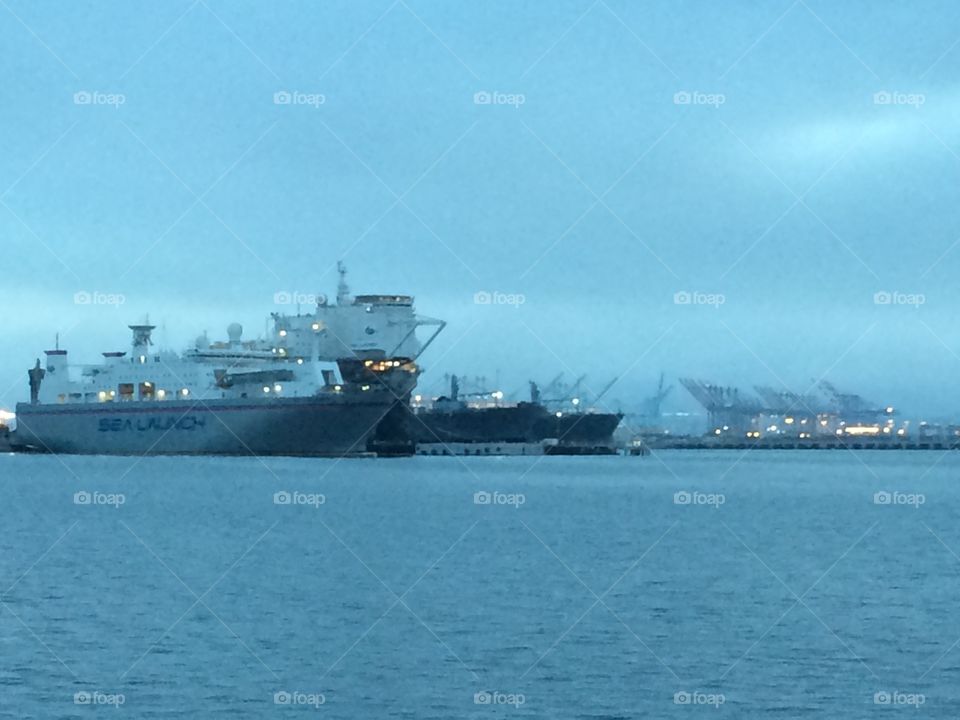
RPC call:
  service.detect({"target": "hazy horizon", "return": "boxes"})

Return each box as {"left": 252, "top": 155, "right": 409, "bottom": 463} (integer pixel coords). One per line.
{"left": 3, "top": 0, "right": 960, "bottom": 422}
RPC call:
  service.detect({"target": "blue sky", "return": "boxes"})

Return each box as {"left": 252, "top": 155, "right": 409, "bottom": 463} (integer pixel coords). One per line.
{"left": 2, "top": 0, "right": 960, "bottom": 418}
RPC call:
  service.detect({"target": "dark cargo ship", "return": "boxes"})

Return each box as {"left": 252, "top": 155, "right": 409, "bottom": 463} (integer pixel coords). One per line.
{"left": 408, "top": 376, "right": 622, "bottom": 454}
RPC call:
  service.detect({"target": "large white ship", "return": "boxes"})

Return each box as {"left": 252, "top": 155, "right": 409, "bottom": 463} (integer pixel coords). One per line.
{"left": 12, "top": 320, "right": 419, "bottom": 457}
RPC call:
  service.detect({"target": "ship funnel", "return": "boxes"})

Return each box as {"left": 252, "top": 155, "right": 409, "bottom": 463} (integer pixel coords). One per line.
{"left": 28, "top": 359, "right": 45, "bottom": 404}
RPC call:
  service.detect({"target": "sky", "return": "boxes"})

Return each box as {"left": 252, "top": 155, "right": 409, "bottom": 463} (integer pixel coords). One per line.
{"left": 2, "top": 0, "right": 960, "bottom": 421}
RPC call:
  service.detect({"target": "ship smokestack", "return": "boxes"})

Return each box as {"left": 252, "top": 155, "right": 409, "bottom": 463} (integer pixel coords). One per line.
{"left": 28, "top": 359, "right": 45, "bottom": 404}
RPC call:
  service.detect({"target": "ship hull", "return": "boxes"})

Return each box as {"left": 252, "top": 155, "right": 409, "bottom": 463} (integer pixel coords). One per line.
{"left": 406, "top": 404, "right": 622, "bottom": 449}
{"left": 408, "top": 403, "right": 550, "bottom": 444}
{"left": 540, "top": 412, "right": 623, "bottom": 447}
{"left": 12, "top": 395, "right": 395, "bottom": 457}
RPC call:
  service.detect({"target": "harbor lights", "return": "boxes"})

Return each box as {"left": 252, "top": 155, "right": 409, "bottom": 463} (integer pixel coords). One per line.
{"left": 571, "top": 397, "right": 580, "bottom": 406}
{"left": 263, "top": 386, "right": 271, "bottom": 393}
{"left": 311, "top": 322, "right": 321, "bottom": 331}
{"left": 274, "top": 384, "right": 283, "bottom": 393}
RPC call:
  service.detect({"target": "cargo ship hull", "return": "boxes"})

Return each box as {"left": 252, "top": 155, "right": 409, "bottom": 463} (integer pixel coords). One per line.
{"left": 408, "top": 403, "right": 549, "bottom": 444}
{"left": 406, "top": 403, "right": 622, "bottom": 451}
{"left": 541, "top": 412, "right": 623, "bottom": 447}
{"left": 12, "top": 396, "right": 394, "bottom": 457}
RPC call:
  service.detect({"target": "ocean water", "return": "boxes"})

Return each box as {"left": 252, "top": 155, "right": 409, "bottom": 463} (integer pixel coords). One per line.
{"left": 0, "top": 450, "right": 958, "bottom": 718}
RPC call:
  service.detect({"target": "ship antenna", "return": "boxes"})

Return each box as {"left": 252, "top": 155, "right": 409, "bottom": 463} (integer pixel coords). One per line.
{"left": 336, "top": 261, "right": 350, "bottom": 305}
{"left": 55, "top": 332, "right": 59, "bottom": 351}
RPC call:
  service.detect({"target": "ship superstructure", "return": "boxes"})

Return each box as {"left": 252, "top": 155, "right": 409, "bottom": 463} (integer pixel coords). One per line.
{"left": 270, "top": 263, "right": 445, "bottom": 363}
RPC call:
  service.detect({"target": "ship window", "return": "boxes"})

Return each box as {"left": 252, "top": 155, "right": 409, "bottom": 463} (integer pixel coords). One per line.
{"left": 118, "top": 383, "right": 135, "bottom": 401}
{"left": 57, "top": 394, "right": 66, "bottom": 403}
{"left": 139, "top": 382, "right": 155, "bottom": 400}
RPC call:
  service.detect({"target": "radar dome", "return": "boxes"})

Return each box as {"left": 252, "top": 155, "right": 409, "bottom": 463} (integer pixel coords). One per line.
{"left": 227, "top": 323, "right": 243, "bottom": 343}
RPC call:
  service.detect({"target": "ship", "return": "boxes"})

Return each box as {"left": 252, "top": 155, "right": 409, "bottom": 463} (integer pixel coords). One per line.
{"left": 266, "top": 263, "right": 445, "bottom": 455}
{"left": 409, "top": 376, "right": 623, "bottom": 455}
{"left": 11, "top": 322, "right": 418, "bottom": 457}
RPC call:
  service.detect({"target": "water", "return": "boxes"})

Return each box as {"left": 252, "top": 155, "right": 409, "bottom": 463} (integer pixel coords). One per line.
{"left": 0, "top": 450, "right": 958, "bottom": 717}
